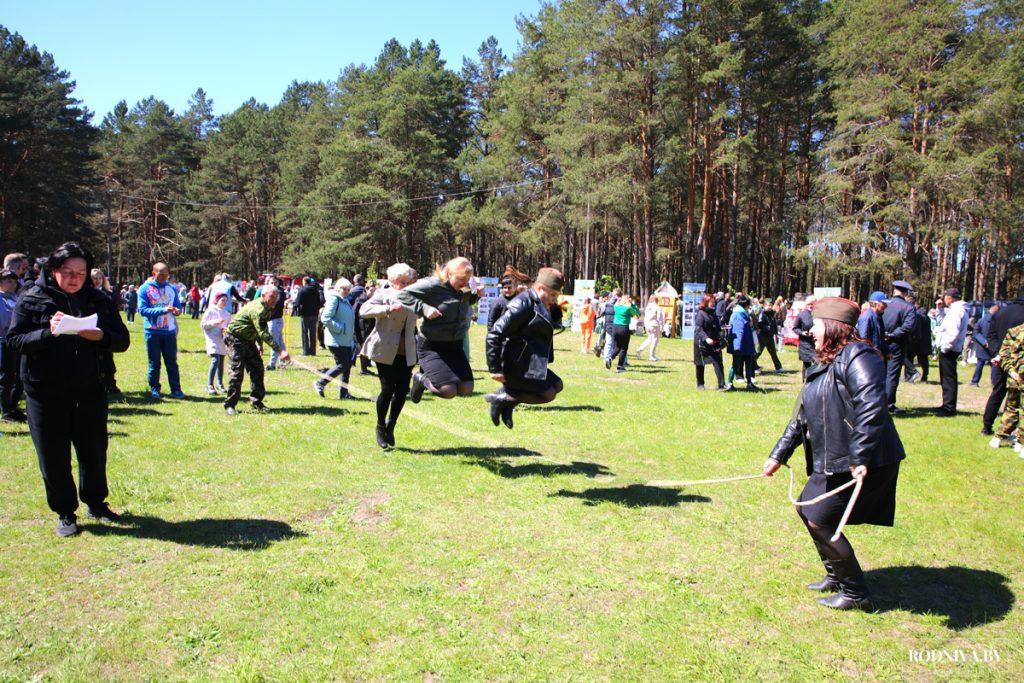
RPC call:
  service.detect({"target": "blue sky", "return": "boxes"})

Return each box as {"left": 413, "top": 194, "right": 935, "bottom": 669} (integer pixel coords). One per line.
{"left": 4, "top": 0, "right": 541, "bottom": 120}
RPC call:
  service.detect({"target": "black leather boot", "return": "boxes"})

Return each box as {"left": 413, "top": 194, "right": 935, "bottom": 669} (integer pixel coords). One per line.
{"left": 408, "top": 372, "right": 426, "bottom": 404}
{"left": 375, "top": 424, "right": 390, "bottom": 450}
{"left": 384, "top": 420, "right": 397, "bottom": 447}
{"left": 484, "top": 392, "right": 504, "bottom": 427}
{"left": 808, "top": 542, "right": 840, "bottom": 592}
{"left": 501, "top": 401, "right": 516, "bottom": 429}
{"left": 816, "top": 557, "right": 873, "bottom": 611}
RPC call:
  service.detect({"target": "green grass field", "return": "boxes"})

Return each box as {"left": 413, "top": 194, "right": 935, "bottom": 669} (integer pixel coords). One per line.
{"left": 1, "top": 318, "right": 1021, "bottom": 681}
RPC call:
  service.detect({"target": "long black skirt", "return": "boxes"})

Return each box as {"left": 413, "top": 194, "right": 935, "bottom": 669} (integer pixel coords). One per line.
{"left": 797, "top": 462, "right": 900, "bottom": 529}
{"left": 416, "top": 335, "right": 473, "bottom": 387}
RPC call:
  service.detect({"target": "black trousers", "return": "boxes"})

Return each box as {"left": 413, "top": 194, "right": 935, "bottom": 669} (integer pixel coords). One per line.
{"left": 885, "top": 345, "right": 906, "bottom": 409}
{"left": 696, "top": 353, "right": 725, "bottom": 388}
{"left": 983, "top": 364, "right": 1009, "bottom": 430}
{"left": 301, "top": 315, "right": 318, "bottom": 355}
{"left": 376, "top": 355, "right": 413, "bottom": 425}
{"left": 938, "top": 350, "right": 960, "bottom": 413}
{"left": 224, "top": 335, "right": 266, "bottom": 409}
{"left": 610, "top": 325, "right": 632, "bottom": 369}
{"left": 732, "top": 353, "right": 755, "bottom": 387}
{"left": 904, "top": 350, "right": 929, "bottom": 381}
{"left": 0, "top": 340, "right": 24, "bottom": 415}
{"left": 26, "top": 386, "right": 109, "bottom": 516}
{"left": 755, "top": 333, "right": 783, "bottom": 370}
{"left": 321, "top": 345, "right": 353, "bottom": 397}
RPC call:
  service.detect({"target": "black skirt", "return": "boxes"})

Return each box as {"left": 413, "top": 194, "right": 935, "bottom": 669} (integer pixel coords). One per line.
{"left": 505, "top": 369, "right": 562, "bottom": 396}
{"left": 797, "top": 462, "right": 900, "bottom": 529}
{"left": 416, "top": 335, "right": 473, "bottom": 387}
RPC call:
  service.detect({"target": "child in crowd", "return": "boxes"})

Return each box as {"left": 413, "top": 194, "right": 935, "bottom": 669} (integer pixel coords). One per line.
{"left": 201, "top": 293, "right": 231, "bottom": 394}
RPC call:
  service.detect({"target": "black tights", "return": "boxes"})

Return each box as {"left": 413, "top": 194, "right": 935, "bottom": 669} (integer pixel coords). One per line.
{"left": 800, "top": 514, "right": 856, "bottom": 563}
{"left": 376, "top": 356, "right": 413, "bottom": 425}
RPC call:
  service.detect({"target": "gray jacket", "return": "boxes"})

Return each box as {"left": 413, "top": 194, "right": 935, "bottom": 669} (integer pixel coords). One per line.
{"left": 359, "top": 288, "right": 418, "bottom": 364}
{"left": 396, "top": 277, "right": 478, "bottom": 343}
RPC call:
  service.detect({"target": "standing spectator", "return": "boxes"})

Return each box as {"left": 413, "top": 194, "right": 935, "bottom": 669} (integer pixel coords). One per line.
{"left": 258, "top": 276, "right": 288, "bottom": 370}
{"left": 970, "top": 306, "right": 999, "bottom": 387}
{"left": 315, "top": 279, "right": 356, "bottom": 400}
{"left": 714, "top": 291, "right": 731, "bottom": 324}
{"left": 0, "top": 268, "right": 25, "bottom": 422}
{"left": 6, "top": 242, "right": 130, "bottom": 537}
{"left": 881, "top": 280, "right": 918, "bottom": 413}
{"left": 934, "top": 288, "right": 969, "bottom": 415}
{"left": 578, "top": 297, "right": 596, "bottom": 354}
{"left": 138, "top": 262, "right": 185, "bottom": 400}
{"left": 122, "top": 284, "right": 138, "bottom": 323}
{"left": 903, "top": 297, "right": 931, "bottom": 383}
{"left": 295, "top": 276, "right": 321, "bottom": 356}
{"left": 793, "top": 296, "right": 817, "bottom": 381}
{"left": 856, "top": 292, "right": 888, "bottom": 354}
{"left": 982, "top": 293, "right": 1024, "bottom": 436}
{"left": 188, "top": 284, "right": 201, "bottom": 318}
{"left": 755, "top": 302, "right": 784, "bottom": 373}
{"left": 607, "top": 295, "right": 640, "bottom": 373}
{"left": 348, "top": 274, "right": 366, "bottom": 305}
{"left": 636, "top": 295, "right": 665, "bottom": 362}
{"left": 728, "top": 294, "right": 758, "bottom": 391}
{"left": 223, "top": 287, "right": 289, "bottom": 415}
{"left": 90, "top": 268, "right": 121, "bottom": 396}
{"left": 694, "top": 294, "right": 726, "bottom": 390}
{"left": 3, "top": 253, "right": 31, "bottom": 292}
{"left": 201, "top": 293, "right": 231, "bottom": 394}
{"left": 352, "top": 280, "right": 376, "bottom": 376}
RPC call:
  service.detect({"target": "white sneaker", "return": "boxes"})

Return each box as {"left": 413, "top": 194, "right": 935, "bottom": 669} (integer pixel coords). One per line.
{"left": 1014, "top": 442, "right": 1023, "bottom": 456}
{"left": 990, "top": 436, "right": 1014, "bottom": 448}
{"left": 225, "top": 407, "right": 237, "bottom": 416}
{"left": 207, "top": 385, "right": 216, "bottom": 395}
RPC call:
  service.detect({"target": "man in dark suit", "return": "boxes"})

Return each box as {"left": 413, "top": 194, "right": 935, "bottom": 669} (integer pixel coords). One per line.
{"left": 294, "top": 277, "right": 322, "bottom": 356}
{"left": 881, "top": 280, "right": 918, "bottom": 413}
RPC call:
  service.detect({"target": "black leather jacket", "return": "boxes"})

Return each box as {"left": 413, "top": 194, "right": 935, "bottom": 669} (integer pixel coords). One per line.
{"left": 793, "top": 309, "right": 817, "bottom": 363}
{"left": 485, "top": 289, "right": 555, "bottom": 381}
{"left": 769, "top": 342, "right": 906, "bottom": 475}
{"left": 7, "top": 273, "right": 130, "bottom": 397}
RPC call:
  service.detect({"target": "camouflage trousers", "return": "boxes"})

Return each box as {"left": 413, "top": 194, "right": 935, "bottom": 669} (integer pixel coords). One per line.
{"left": 995, "top": 387, "right": 1021, "bottom": 439}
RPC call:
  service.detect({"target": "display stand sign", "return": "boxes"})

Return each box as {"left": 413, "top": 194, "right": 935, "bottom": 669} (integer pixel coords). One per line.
{"left": 680, "top": 282, "right": 706, "bottom": 340}
{"left": 474, "top": 277, "right": 501, "bottom": 325}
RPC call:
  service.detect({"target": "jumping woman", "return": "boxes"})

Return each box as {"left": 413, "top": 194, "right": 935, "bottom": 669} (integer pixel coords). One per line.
{"left": 397, "top": 257, "right": 483, "bottom": 402}
{"left": 484, "top": 268, "right": 565, "bottom": 429}
{"left": 763, "top": 297, "right": 906, "bottom": 612}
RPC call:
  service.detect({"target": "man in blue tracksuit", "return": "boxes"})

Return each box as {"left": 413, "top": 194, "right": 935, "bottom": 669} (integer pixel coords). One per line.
{"left": 138, "top": 262, "right": 184, "bottom": 399}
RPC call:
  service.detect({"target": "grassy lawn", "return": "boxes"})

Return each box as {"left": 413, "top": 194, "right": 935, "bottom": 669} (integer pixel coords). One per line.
{"left": 1, "top": 318, "right": 1021, "bottom": 680}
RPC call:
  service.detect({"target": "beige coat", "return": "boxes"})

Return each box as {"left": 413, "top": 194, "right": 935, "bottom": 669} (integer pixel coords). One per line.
{"left": 359, "top": 287, "right": 418, "bottom": 364}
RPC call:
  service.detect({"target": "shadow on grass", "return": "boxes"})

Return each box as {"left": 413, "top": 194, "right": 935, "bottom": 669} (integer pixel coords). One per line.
{"left": 264, "top": 406, "right": 355, "bottom": 416}
{"left": 894, "top": 406, "right": 980, "bottom": 419}
{"left": 524, "top": 404, "right": 603, "bottom": 413}
{"left": 478, "top": 459, "right": 612, "bottom": 479}
{"left": 84, "top": 515, "right": 305, "bottom": 550}
{"left": 553, "top": 485, "right": 711, "bottom": 507}
{"left": 108, "top": 406, "right": 167, "bottom": 417}
{"left": 865, "top": 565, "right": 1014, "bottom": 630}
{"left": 406, "top": 446, "right": 542, "bottom": 458}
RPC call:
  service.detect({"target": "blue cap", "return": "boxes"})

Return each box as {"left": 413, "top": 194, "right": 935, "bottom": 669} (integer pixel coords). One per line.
{"left": 869, "top": 291, "right": 890, "bottom": 303}
{"left": 893, "top": 280, "right": 913, "bottom": 292}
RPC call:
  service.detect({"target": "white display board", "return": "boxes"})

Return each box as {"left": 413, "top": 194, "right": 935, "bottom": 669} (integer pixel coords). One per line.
{"left": 570, "top": 279, "right": 596, "bottom": 331}
{"left": 680, "top": 282, "right": 706, "bottom": 340}
{"left": 474, "top": 277, "right": 501, "bottom": 325}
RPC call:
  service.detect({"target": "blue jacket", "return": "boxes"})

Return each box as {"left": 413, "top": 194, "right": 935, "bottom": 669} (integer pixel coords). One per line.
{"left": 973, "top": 316, "right": 992, "bottom": 362}
{"left": 857, "top": 308, "right": 887, "bottom": 356}
{"left": 729, "top": 306, "right": 756, "bottom": 355}
{"left": 320, "top": 291, "right": 355, "bottom": 349}
{"left": 137, "top": 279, "right": 181, "bottom": 336}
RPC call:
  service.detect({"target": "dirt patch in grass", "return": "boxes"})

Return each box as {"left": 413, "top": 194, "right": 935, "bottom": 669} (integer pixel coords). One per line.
{"left": 302, "top": 500, "right": 343, "bottom": 523}
{"left": 350, "top": 491, "right": 391, "bottom": 529}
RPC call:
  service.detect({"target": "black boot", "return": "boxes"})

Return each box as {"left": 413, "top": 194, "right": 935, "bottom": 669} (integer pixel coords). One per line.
{"left": 501, "top": 402, "right": 516, "bottom": 429}
{"left": 384, "top": 420, "right": 397, "bottom": 447}
{"left": 375, "top": 424, "right": 390, "bottom": 450}
{"left": 817, "top": 557, "right": 873, "bottom": 611}
{"left": 808, "top": 543, "right": 840, "bottom": 592}
{"left": 484, "top": 392, "right": 504, "bottom": 427}
{"left": 408, "top": 372, "right": 426, "bottom": 404}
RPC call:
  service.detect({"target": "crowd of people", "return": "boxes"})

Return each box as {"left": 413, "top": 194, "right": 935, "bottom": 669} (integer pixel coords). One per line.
{"left": 2, "top": 245, "right": 1023, "bottom": 615}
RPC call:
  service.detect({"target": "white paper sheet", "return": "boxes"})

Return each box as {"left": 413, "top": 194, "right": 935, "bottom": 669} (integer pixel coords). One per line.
{"left": 53, "top": 313, "right": 99, "bottom": 335}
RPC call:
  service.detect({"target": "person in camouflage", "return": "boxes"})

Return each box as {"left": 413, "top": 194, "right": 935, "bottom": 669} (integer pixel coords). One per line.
{"left": 991, "top": 322, "right": 1024, "bottom": 451}
{"left": 223, "top": 287, "right": 289, "bottom": 415}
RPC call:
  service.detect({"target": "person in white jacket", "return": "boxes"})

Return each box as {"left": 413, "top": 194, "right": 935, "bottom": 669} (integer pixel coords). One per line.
{"left": 934, "top": 287, "right": 969, "bottom": 415}
{"left": 636, "top": 295, "right": 666, "bottom": 361}
{"left": 201, "top": 293, "right": 232, "bottom": 394}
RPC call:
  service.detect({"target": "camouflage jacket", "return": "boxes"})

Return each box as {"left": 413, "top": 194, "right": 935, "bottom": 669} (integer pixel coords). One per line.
{"left": 1000, "top": 323, "right": 1024, "bottom": 387}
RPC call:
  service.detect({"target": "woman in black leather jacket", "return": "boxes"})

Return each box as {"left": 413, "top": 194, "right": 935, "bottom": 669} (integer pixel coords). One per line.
{"left": 7, "top": 242, "right": 130, "bottom": 538}
{"left": 484, "top": 268, "right": 565, "bottom": 429}
{"left": 693, "top": 294, "right": 725, "bottom": 390}
{"left": 763, "top": 297, "right": 905, "bottom": 612}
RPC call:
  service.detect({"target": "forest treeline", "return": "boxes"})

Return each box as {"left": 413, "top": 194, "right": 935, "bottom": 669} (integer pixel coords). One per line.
{"left": 1, "top": 0, "right": 1022, "bottom": 300}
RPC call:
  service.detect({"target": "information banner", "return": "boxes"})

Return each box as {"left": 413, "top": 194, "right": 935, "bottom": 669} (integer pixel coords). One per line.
{"left": 570, "top": 279, "right": 596, "bottom": 331}
{"left": 680, "top": 282, "right": 706, "bottom": 340}
{"left": 813, "top": 286, "right": 842, "bottom": 299}
{"left": 474, "top": 277, "right": 501, "bottom": 325}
